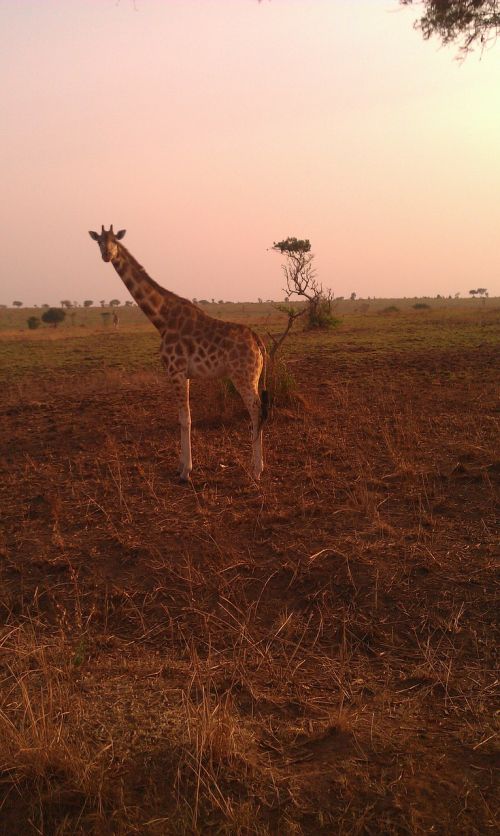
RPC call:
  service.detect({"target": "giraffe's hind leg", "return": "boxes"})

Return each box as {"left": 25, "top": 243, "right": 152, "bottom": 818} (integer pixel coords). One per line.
{"left": 232, "top": 378, "right": 264, "bottom": 480}
{"left": 171, "top": 376, "right": 192, "bottom": 481}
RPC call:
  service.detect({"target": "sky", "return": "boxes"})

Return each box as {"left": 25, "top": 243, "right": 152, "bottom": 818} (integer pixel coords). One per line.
{"left": 1, "top": 0, "right": 499, "bottom": 305}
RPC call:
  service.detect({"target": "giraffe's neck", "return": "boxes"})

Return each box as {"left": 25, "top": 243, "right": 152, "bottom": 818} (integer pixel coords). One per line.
{"left": 111, "top": 243, "right": 185, "bottom": 333}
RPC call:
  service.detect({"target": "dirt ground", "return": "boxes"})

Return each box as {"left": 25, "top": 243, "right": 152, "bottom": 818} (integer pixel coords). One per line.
{"left": 0, "top": 309, "right": 498, "bottom": 834}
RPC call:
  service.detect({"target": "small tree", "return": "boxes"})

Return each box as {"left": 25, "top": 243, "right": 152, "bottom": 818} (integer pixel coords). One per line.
{"left": 476, "top": 288, "right": 488, "bottom": 297}
{"left": 83, "top": 300, "right": 94, "bottom": 308}
{"left": 266, "top": 301, "right": 306, "bottom": 360}
{"left": 99, "top": 300, "right": 106, "bottom": 307}
{"left": 27, "top": 316, "right": 41, "bottom": 330}
{"left": 124, "top": 300, "right": 134, "bottom": 306}
{"left": 42, "top": 307, "right": 66, "bottom": 328}
{"left": 350, "top": 292, "right": 357, "bottom": 301}
{"left": 109, "top": 299, "right": 121, "bottom": 307}
{"left": 12, "top": 301, "right": 23, "bottom": 308}
{"left": 272, "top": 237, "right": 337, "bottom": 330}
{"left": 60, "top": 300, "right": 72, "bottom": 309}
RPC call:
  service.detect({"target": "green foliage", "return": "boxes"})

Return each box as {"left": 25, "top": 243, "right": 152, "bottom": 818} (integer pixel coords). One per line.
{"left": 27, "top": 316, "right": 41, "bottom": 330}
{"left": 400, "top": 1, "right": 500, "bottom": 52}
{"left": 272, "top": 237, "right": 311, "bottom": 255}
{"left": 41, "top": 307, "right": 66, "bottom": 327}
{"left": 306, "top": 299, "right": 341, "bottom": 331}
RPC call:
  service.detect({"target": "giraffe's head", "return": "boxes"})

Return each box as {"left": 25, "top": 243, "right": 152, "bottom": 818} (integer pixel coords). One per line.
{"left": 88, "top": 225, "right": 126, "bottom": 262}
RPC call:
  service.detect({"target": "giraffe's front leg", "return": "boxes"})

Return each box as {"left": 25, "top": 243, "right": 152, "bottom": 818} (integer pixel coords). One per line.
{"left": 173, "top": 377, "right": 192, "bottom": 481}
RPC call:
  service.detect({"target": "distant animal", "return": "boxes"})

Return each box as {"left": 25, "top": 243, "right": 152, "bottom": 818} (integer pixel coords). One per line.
{"left": 88, "top": 226, "right": 268, "bottom": 481}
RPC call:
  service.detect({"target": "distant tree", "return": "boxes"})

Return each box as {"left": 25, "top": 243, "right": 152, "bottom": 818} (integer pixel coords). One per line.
{"left": 272, "top": 237, "right": 338, "bottom": 330}
{"left": 109, "top": 299, "right": 121, "bottom": 307}
{"left": 101, "top": 311, "right": 111, "bottom": 326}
{"left": 476, "top": 287, "right": 488, "bottom": 297}
{"left": 469, "top": 289, "right": 477, "bottom": 297}
{"left": 454, "top": 292, "right": 460, "bottom": 298}
{"left": 42, "top": 303, "right": 50, "bottom": 308}
{"left": 350, "top": 292, "right": 357, "bottom": 301}
{"left": 60, "top": 300, "right": 72, "bottom": 309}
{"left": 0, "top": 304, "right": 7, "bottom": 309}
{"left": 199, "top": 299, "right": 209, "bottom": 305}
{"left": 218, "top": 299, "right": 224, "bottom": 305}
{"left": 83, "top": 300, "right": 94, "bottom": 308}
{"left": 41, "top": 307, "right": 66, "bottom": 328}
{"left": 27, "top": 316, "right": 41, "bottom": 330}
{"left": 124, "top": 300, "right": 134, "bottom": 306}
{"left": 99, "top": 300, "right": 106, "bottom": 307}
{"left": 12, "top": 301, "right": 23, "bottom": 308}
{"left": 400, "top": 1, "right": 500, "bottom": 53}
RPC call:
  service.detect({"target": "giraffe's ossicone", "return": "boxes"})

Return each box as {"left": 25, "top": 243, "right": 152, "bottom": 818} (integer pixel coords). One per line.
{"left": 89, "top": 226, "right": 268, "bottom": 481}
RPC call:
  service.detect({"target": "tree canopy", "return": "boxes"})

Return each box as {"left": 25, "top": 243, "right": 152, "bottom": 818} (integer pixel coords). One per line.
{"left": 400, "top": 1, "right": 500, "bottom": 51}
{"left": 42, "top": 307, "right": 66, "bottom": 327}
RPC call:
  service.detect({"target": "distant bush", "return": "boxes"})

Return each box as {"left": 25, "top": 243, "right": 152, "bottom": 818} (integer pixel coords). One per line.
{"left": 27, "top": 316, "right": 41, "bottom": 330}
{"left": 380, "top": 305, "right": 400, "bottom": 314}
{"left": 413, "top": 302, "right": 430, "bottom": 310}
{"left": 41, "top": 308, "right": 66, "bottom": 327}
{"left": 305, "top": 302, "right": 341, "bottom": 331}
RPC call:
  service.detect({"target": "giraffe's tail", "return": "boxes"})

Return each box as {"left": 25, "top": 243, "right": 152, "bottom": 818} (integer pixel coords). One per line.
{"left": 260, "top": 388, "right": 269, "bottom": 427}
{"left": 255, "top": 334, "right": 269, "bottom": 431}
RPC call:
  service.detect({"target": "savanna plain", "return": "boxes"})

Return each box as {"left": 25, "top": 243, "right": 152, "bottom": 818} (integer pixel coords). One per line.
{"left": 0, "top": 299, "right": 498, "bottom": 835}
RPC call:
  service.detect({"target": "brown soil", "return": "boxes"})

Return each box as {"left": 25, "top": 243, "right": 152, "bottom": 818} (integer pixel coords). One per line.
{"left": 0, "top": 340, "right": 498, "bottom": 834}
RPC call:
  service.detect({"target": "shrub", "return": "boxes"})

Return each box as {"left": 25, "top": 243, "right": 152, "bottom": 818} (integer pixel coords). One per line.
{"left": 413, "top": 302, "right": 430, "bottom": 310}
{"left": 27, "top": 316, "right": 41, "bottom": 330}
{"left": 305, "top": 299, "right": 341, "bottom": 330}
{"left": 380, "top": 305, "right": 400, "bottom": 314}
{"left": 41, "top": 308, "right": 66, "bottom": 327}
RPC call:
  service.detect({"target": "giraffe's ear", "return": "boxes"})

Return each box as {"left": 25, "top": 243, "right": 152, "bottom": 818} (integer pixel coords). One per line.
{"left": 115, "top": 229, "right": 126, "bottom": 240}
{"left": 89, "top": 231, "right": 99, "bottom": 241}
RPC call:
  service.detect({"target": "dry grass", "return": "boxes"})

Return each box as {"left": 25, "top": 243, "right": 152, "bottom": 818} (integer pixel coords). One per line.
{"left": 0, "top": 307, "right": 499, "bottom": 834}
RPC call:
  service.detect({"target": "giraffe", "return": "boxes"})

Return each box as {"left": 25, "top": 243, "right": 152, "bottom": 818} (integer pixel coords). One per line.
{"left": 88, "top": 226, "right": 268, "bottom": 481}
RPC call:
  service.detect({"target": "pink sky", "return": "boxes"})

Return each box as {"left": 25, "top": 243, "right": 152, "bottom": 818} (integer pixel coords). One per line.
{"left": 1, "top": 0, "right": 499, "bottom": 305}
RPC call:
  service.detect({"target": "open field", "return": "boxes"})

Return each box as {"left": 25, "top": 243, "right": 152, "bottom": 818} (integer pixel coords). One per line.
{"left": 0, "top": 301, "right": 498, "bottom": 834}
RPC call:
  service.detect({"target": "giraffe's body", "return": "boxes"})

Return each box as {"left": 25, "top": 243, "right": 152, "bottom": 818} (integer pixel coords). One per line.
{"left": 89, "top": 226, "right": 268, "bottom": 480}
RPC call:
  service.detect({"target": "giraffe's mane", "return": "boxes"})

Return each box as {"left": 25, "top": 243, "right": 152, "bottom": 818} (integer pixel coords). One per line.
{"left": 117, "top": 242, "right": 186, "bottom": 304}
